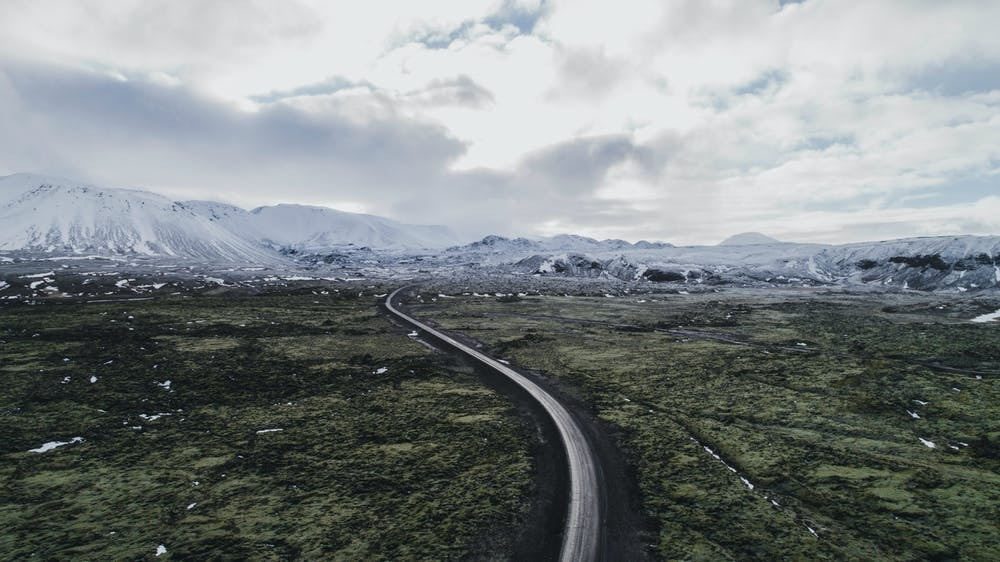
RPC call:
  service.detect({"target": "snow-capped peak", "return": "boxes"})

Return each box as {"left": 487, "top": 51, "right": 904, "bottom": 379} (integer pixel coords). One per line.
{"left": 0, "top": 173, "right": 465, "bottom": 258}
{"left": 0, "top": 175, "right": 281, "bottom": 262}
{"left": 193, "top": 203, "right": 463, "bottom": 251}
{"left": 718, "top": 232, "right": 784, "bottom": 246}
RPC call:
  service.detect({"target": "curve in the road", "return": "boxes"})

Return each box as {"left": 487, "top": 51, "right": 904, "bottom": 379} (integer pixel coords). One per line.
{"left": 385, "top": 286, "right": 602, "bottom": 562}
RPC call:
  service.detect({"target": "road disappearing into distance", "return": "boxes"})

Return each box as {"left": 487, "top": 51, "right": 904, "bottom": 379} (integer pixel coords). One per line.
{"left": 385, "top": 286, "right": 602, "bottom": 562}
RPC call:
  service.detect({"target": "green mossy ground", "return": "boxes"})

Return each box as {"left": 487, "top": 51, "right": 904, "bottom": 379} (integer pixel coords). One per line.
{"left": 0, "top": 291, "right": 532, "bottom": 560}
{"left": 413, "top": 289, "right": 1000, "bottom": 560}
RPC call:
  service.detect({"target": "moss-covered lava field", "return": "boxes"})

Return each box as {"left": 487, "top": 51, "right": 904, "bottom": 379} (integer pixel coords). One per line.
{"left": 3, "top": 278, "right": 999, "bottom": 560}
{"left": 408, "top": 287, "right": 1000, "bottom": 560}
{"left": 0, "top": 287, "right": 533, "bottom": 560}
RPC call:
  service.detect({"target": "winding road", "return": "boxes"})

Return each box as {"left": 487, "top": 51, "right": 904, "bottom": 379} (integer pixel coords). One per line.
{"left": 385, "top": 286, "right": 602, "bottom": 562}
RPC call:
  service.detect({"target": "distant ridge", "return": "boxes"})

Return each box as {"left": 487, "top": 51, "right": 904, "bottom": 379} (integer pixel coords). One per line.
{"left": 0, "top": 173, "right": 462, "bottom": 258}
{"left": 186, "top": 202, "right": 461, "bottom": 251}
{"left": 447, "top": 234, "right": 674, "bottom": 253}
{"left": 2, "top": 173, "right": 999, "bottom": 292}
{"left": 0, "top": 173, "right": 280, "bottom": 262}
{"left": 718, "top": 232, "right": 783, "bottom": 246}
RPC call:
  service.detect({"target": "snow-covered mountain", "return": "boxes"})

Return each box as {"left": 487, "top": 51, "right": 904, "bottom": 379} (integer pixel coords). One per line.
{"left": 718, "top": 232, "right": 783, "bottom": 246}
{"left": 447, "top": 234, "right": 673, "bottom": 255}
{"left": 0, "top": 174, "right": 281, "bottom": 262}
{"left": 188, "top": 203, "right": 461, "bottom": 251}
{"left": 815, "top": 236, "right": 1000, "bottom": 290}
{"left": 0, "top": 174, "right": 462, "bottom": 260}
{"left": 477, "top": 235, "right": 1000, "bottom": 291}
{"left": 0, "top": 172, "right": 57, "bottom": 204}
{"left": 1, "top": 173, "right": 997, "bottom": 291}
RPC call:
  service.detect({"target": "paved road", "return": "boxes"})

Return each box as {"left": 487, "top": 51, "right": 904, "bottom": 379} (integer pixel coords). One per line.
{"left": 385, "top": 287, "right": 601, "bottom": 562}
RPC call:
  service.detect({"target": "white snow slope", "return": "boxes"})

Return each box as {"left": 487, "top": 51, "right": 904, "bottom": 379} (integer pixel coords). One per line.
{"left": 0, "top": 174, "right": 281, "bottom": 262}
{"left": 718, "top": 232, "right": 783, "bottom": 246}
{"left": 481, "top": 234, "right": 1000, "bottom": 290}
{"left": 0, "top": 173, "right": 461, "bottom": 258}
{"left": 186, "top": 201, "right": 461, "bottom": 251}
{"left": 2, "top": 173, "right": 998, "bottom": 293}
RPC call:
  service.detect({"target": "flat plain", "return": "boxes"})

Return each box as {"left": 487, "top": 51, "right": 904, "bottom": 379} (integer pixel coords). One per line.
{"left": 409, "top": 287, "right": 1000, "bottom": 560}
{"left": 2, "top": 281, "right": 999, "bottom": 560}
{"left": 0, "top": 288, "right": 533, "bottom": 560}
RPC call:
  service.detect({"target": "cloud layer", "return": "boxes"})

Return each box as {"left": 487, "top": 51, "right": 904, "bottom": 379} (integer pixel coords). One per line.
{"left": 1, "top": 0, "right": 998, "bottom": 244}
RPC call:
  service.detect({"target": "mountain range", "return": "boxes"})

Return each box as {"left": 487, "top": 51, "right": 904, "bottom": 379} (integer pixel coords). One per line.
{"left": 0, "top": 174, "right": 460, "bottom": 260}
{"left": 1, "top": 173, "right": 998, "bottom": 291}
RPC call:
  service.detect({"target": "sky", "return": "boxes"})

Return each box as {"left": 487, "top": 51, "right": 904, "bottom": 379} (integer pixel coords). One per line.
{"left": 1, "top": 0, "right": 999, "bottom": 245}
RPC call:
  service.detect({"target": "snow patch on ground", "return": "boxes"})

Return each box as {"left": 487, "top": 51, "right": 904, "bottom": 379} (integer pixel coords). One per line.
{"left": 970, "top": 308, "right": 1000, "bottom": 323}
{"left": 29, "top": 436, "right": 84, "bottom": 453}
{"left": 256, "top": 428, "right": 284, "bottom": 434}
{"left": 919, "top": 437, "right": 936, "bottom": 448}
{"left": 374, "top": 367, "right": 388, "bottom": 374}
{"left": 156, "top": 545, "right": 167, "bottom": 557}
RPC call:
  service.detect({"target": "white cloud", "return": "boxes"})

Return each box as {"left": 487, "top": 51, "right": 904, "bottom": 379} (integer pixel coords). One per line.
{"left": 1, "top": 0, "right": 999, "bottom": 244}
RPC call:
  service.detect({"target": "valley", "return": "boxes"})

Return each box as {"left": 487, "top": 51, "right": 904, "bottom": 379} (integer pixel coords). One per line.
{"left": 2, "top": 173, "right": 1000, "bottom": 294}
{"left": 407, "top": 287, "right": 1000, "bottom": 559}
{"left": 1, "top": 173, "right": 999, "bottom": 560}
{"left": 2, "top": 273, "right": 998, "bottom": 559}
{"left": 4, "top": 1, "right": 998, "bottom": 558}
{"left": 0, "top": 285, "right": 535, "bottom": 559}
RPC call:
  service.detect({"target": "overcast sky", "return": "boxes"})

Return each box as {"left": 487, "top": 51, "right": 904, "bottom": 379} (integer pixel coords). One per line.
{"left": 1, "top": 0, "right": 998, "bottom": 244}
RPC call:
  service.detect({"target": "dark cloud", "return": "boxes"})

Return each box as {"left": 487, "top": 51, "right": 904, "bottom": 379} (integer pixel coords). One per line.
{"left": 0, "top": 59, "right": 649, "bottom": 242}
{"left": 383, "top": 135, "right": 646, "bottom": 237}
{"left": 407, "top": 75, "right": 495, "bottom": 108}
{"left": 0, "top": 60, "right": 464, "bottom": 202}
{"left": 251, "top": 74, "right": 493, "bottom": 108}
{"left": 250, "top": 77, "right": 375, "bottom": 104}
{"left": 551, "top": 46, "right": 627, "bottom": 99}
{"left": 519, "top": 134, "right": 635, "bottom": 192}
{"left": 631, "top": 131, "right": 683, "bottom": 179}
